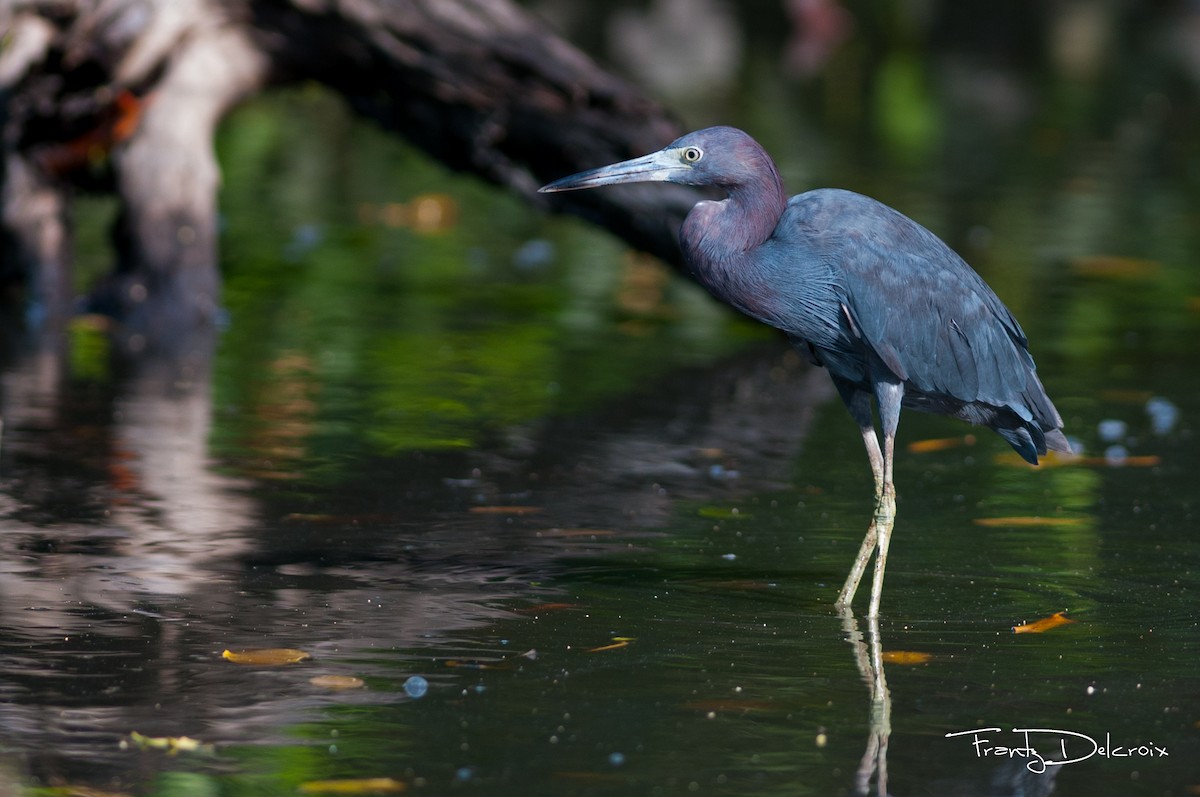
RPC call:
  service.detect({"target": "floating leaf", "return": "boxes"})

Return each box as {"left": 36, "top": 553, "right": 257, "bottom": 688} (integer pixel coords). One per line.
{"left": 222, "top": 648, "right": 312, "bottom": 665}
{"left": 994, "top": 451, "right": 1159, "bottom": 468}
{"left": 298, "top": 777, "right": 406, "bottom": 794}
{"left": 124, "top": 731, "right": 213, "bottom": 755}
{"left": 973, "top": 516, "right": 1087, "bottom": 528}
{"left": 587, "top": 637, "right": 634, "bottom": 653}
{"left": 1096, "top": 454, "right": 1161, "bottom": 467}
{"left": 309, "top": 675, "right": 365, "bottom": 690}
{"left": 1069, "top": 255, "right": 1160, "bottom": 279}
{"left": 359, "top": 193, "right": 458, "bottom": 234}
{"left": 1099, "top": 389, "right": 1154, "bottom": 404}
{"left": 993, "top": 450, "right": 1078, "bottom": 468}
{"left": 468, "top": 505, "right": 543, "bottom": 515}
{"left": 881, "top": 650, "right": 933, "bottom": 665}
{"left": 516, "top": 602, "right": 581, "bottom": 613}
{"left": 535, "top": 528, "right": 618, "bottom": 538}
{"left": 46, "top": 785, "right": 133, "bottom": 797}
{"left": 907, "top": 434, "right": 975, "bottom": 454}
{"left": 697, "top": 506, "right": 751, "bottom": 520}
{"left": 1013, "top": 612, "right": 1074, "bottom": 634}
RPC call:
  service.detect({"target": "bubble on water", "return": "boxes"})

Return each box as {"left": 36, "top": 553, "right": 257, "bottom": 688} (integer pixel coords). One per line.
{"left": 1145, "top": 397, "right": 1179, "bottom": 435}
{"left": 455, "top": 767, "right": 474, "bottom": 782}
{"left": 404, "top": 675, "right": 429, "bottom": 698}
{"left": 283, "top": 223, "right": 324, "bottom": 262}
{"left": 608, "top": 752, "right": 626, "bottom": 767}
{"left": 1097, "top": 419, "right": 1127, "bottom": 442}
{"left": 708, "top": 464, "right": 740, "bottom": 481}
{"left": 512, "top": 239, "right": 556, "bottom": 271}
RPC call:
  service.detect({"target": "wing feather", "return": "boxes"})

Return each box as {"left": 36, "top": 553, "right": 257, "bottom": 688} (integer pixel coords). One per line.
{"left": 764, "top": 189, "right": 1056, "bottom": 428}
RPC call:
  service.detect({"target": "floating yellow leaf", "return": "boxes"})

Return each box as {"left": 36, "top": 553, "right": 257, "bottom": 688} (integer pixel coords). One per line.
{"left": 973, "top": 516, "right": 1087, "bottom": 528}
{"left": 298, "top": 777, "right": 406, "bottom": 794}
{"left": 1099, "top": 389, "right": 1155, "bottom": 404}
{"left": 1070, "top": 255, "right": 1160, "bottom": 279}
{"left": 361, "top": 193, "right": 458, "bottom": 234}
{"left": 535, "top": 528, "right": 618, "bottom": 538}
{"left": 1013, "top": 612, "right": 1074, "bottom": 634}
{"left": 994, "top": 451, "right": 1160, "bottom": 469}
{"left": 49, "top": 786, "right": 133, "bottom": 797}
{"left": 881, "top": 650, "right": 933, "bottom": 665}
{"left": 222, "top": 648, "right": 312, "bottom": 665}
{"left": 587, "top": 637, "right": 635, "bottom": 653}
{"left": 993, "top": 450, "right": 1078, "bottom": 468}
{"left": 907, "top": 435, "right": 975, "bottom": 454}
{"left": 697, "top": 506, "right": 751, "bottom": 520}
{"left": 516, "top": 602, "right": 581, "bottom": 613}
{"left": 309, "top": 675, "right": 365, "bottom": 690}
{"left": 125, "top": 731, "right": 213, "bottom": 755}
{"left": 467, "top": 505, "right": 543, "bottom": 515}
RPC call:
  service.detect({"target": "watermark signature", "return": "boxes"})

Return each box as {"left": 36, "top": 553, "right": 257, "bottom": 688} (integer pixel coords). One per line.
{"left": 945, "top": 727, "right": 1169, "bottom": 774}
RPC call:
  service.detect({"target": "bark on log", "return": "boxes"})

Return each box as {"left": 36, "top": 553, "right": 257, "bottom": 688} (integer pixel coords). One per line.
{"left": 1, "top": 0, "right": 698, "bottom": 343}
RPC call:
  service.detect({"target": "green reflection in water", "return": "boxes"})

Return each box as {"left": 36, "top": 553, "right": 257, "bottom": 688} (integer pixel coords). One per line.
{"left": 207, "top": 90, "right": 764, "bottom": 468}
{"left": 24, "top": 7, "right": 1200, "bottom": 793}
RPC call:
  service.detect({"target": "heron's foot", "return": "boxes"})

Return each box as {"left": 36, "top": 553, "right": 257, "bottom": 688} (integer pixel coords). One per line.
{"left": 838, "top": 486, "right": 897, "bottom": 612}
{"left": 864, "top": 486, "right": 897, "bottom": 618}
{"left": 872, "top": 488, "right": 896, "bottom": 527}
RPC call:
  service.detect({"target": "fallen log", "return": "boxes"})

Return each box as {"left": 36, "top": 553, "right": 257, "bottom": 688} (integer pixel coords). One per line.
{"left": 1, "top": 0, "right": 697, "bottom": 343}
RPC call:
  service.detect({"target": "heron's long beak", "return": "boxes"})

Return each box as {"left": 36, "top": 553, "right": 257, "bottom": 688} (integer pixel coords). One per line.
{"left": 538, "top": 149, "right": 687, "bottom": 193}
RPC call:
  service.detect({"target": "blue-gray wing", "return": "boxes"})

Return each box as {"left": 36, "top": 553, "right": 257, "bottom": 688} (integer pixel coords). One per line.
{"left": 765, "top": 189, "right": 1060, "bottom": 428}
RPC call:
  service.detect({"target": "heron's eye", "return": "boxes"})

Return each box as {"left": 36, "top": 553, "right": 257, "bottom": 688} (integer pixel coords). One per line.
{"left": 682, "top": 146, "right": 703, "bottom": 163}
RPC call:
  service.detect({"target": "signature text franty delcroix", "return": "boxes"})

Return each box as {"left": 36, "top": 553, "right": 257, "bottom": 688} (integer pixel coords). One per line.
{"left": 945, "top": 727, "right": 1168, "bottom": 773}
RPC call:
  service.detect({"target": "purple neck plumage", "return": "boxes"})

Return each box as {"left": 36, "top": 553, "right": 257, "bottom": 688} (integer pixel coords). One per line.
{"left": 679, "top": 139, "right": 788, "bottom": 274}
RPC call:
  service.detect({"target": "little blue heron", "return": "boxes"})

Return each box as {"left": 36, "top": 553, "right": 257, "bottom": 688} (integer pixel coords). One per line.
{"left": 540, "top": 126, "right": 1069, "bottom": 617}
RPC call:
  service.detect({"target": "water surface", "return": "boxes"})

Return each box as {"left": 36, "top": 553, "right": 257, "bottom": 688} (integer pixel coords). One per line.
{"left": 3, "top": 9, "right": 1200, "bottom": 794}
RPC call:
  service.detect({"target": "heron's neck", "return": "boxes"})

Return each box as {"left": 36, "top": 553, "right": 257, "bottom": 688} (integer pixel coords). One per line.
{"left": 681, "top": 173, "right": 787, "bottom": 274}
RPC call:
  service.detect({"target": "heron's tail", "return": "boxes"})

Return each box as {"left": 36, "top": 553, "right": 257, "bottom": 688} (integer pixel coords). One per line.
{"left": 996, "top": 423, "right": 1071, "bottom": 465}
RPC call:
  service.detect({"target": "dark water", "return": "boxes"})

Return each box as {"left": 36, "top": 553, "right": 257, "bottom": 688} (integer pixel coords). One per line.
{"left": 4, "top": 6, "right": 1200, "bottom": 796}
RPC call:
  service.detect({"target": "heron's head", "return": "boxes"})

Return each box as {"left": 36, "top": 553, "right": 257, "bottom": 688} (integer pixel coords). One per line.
{"left": 539, "top": 126, "right": 774, "bottom": 194}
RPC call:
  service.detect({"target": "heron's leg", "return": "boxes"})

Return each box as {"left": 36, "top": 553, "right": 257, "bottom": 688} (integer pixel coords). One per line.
{"left": 835, "top": 385, "right": 884, "bottom": 608}
{"left": 867, "top": 381, "right": 903, "bottom": 618}
{"left": 836, "top": 425, "right": 883, "bottom": 607}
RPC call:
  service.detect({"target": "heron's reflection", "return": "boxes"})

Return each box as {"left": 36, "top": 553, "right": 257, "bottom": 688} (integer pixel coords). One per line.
{"left": 838, "top": 609, "right": 1062, "bottom": 797}
{"left": 841, "top": 608, "right": 892, "bottom": 797}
